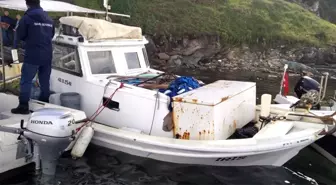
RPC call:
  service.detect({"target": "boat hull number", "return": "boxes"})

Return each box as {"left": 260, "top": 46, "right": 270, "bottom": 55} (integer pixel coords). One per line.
{"left": 58, "top": 77, "right": 72, "bottom": 86}
{"left": 216, "top": 156, "right": 247, "bottom": 162}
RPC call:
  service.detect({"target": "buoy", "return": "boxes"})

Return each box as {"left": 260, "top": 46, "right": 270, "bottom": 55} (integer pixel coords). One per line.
{"left": 260, "top": 94, "right": 272, "bottom": 118}
{"left": 71, "top": 126, "right": 94, "bottom": 158}
{"left": 64, "top": 127, "right": 84, "bottom": 152}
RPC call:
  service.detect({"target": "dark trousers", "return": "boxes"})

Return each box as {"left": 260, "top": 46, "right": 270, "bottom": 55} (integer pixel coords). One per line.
{"left": 2, "top": 29, "right": 9, "bottom": 46}
{"left": 19, "top": 63, "right": 52, "bottom": 105}
{"left": 13, "top": 31, "right": 17, "bottom": 48}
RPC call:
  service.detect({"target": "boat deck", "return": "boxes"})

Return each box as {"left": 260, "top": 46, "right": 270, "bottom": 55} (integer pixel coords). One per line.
{"left": 0, "top": 111, "right": 31, "bottom": 123}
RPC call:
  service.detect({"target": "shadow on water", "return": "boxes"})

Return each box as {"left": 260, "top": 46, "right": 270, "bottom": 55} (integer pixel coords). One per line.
{"left": 2, "top": 69, "right": 336, "bottom": 185}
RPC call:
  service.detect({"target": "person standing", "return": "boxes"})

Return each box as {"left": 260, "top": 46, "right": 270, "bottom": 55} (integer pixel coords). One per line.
{"left": 1, "top": 10, "right": 15, "bottom": 46}
{"left": 11, "top": 0, "right": 55, "bottom": 114}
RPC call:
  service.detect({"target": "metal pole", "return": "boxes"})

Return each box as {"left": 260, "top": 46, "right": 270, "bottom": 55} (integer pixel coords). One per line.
{"left": 0, "top": 17, "right": 6, "bottom": 90}
{"left": 320, "top": 72, "right": 329, "bottom": 102}
{"left": 105, "top": 6, "right": 108, "bottom": 21}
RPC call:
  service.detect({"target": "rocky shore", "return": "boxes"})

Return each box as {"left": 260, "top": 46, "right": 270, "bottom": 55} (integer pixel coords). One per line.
{"left": 145, "top": 35, "right": 336, "bottom": 77}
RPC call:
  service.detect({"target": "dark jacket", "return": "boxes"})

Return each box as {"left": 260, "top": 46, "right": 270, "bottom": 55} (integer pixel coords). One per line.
{"left": 1, "top": 15, "right": 15, "bottom": 30}
{"left": 16, "top": 6, "right": 55, "bottom": 66}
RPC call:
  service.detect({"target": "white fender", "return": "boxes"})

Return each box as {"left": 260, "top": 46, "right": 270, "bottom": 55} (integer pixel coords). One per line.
{"left": 71, "top": 126, "right": 94, "bottom": 158}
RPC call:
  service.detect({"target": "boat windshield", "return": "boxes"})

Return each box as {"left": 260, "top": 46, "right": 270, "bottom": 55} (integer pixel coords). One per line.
{"left": 124, "top": 52, "right": 141, "bottom": 69}
{"left": 87, "top": 50, "right": 117, "bottom": 75}
{"left": 52, "top": 44, "right": 82, "bottom": 76}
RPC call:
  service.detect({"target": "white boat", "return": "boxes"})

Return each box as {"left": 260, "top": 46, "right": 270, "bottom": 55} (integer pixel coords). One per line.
{"left": 46, "top": 16, "right": 335, "bottom": 167}
{"left": 0, "top": 86, "right": 332, "bottom": 168}
{"left": 0, "top": 1, "right": 335, "bottom": 178}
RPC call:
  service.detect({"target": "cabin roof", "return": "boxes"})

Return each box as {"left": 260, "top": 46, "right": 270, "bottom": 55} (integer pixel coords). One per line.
{"left": 59, "top": 16, "right": 143, "bottom": 42}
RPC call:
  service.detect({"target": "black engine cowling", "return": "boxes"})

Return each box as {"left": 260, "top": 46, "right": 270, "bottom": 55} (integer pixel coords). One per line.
{"left": 294, "top": 76, "right": 320, "bottom": 99}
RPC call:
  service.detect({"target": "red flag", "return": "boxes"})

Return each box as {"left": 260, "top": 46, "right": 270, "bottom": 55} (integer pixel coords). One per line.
{"left": 283, "top": 72, "right": 289, "bottom": 96}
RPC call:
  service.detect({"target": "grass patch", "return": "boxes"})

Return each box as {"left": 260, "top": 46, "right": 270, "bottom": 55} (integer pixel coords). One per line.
{"left": 0, "top": 78, "right": 20, "bottom": 95}
{"left": 109, "top": 0, "right": 336, "bottom": 46}
{"left": 4, "top": 0, "right": 336, "bottom": 46}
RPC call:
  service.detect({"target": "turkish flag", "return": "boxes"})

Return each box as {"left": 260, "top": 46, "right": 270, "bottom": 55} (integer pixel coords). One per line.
{"left": 283, "top": 72, "right": 289, "bottom": 96}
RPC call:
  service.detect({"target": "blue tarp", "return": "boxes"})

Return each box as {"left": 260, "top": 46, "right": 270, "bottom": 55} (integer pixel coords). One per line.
{"left": 160, "top": 76, "right": 201, "bottom": 111}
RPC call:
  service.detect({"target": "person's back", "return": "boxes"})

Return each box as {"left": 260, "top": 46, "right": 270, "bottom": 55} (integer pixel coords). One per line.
{"left": 17, "top": 2, "right": 55, "bottom": 65}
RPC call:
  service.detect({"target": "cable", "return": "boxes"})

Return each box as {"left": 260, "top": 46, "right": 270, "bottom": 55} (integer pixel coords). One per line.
{"left": 149, "top": 90, "right": 160, "bottom": 135}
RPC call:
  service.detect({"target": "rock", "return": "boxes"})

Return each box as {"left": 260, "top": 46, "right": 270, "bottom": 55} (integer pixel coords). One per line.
{"left": 267, "top": 59, "right": 282, "bottom": 68}
{"left": 182, "top": 45, "right": 202, "bottom": 56}
{"left": 324, "top": 53, "right": 336, "bottom": 64}
{"left": 182, "top": 50, "right": 205, "bottom": 68}
{"left": 227, "top": 50, "right": 236, "bottom": 60}
{"left": 286, "top": 0, "right": 320, "bottom": 16}
{"left": 167, "top": 55, "right": 183, "bottom": 67}
{"left": 182, "top": 39, "right": 204, "bottom": 56}
{"left": 150, "top": 58, "right": 167, "bottom": 68}
{"left": 157, "top": 53, "right": 170, "bottom": 60}
{"left": 174, "top": 59, "right": 182, "bottom": 66}
{"left": 168, "top": 48, "right": 182, "bottom": 56}
{"left": 170, "top": 55, "right": 180, "bottom": 60}
{"left": 242, "top": 44, "right": 249, "bottom": 51}
{"left": 146, "top": 34, "right": 336, "bottom": 76}
{"left": 145, "top": 36, "right": 157, "bottom": 56}
{"left": 284, "top": 61, "right": 319, "bottom": 75}
{"left": 182, "top": 38, "right": 189, "bottom": 47}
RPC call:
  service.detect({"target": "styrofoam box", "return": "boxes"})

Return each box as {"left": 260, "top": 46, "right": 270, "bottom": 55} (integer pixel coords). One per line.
{"left": 172, "top": 80, "right": 256, "bottom": 140}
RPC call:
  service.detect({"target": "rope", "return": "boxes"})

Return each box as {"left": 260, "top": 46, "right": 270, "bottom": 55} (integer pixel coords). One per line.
{"left": 75, "top": 82, "right": 124, "bottom": 133}
{"left": 149, "top": 90, "right": 160, "bottom": 135}
{"left": 259, "top": 115, "right": 286, "bottom": 129}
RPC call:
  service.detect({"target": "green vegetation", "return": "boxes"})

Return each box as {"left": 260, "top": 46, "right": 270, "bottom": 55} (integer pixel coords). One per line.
{"left": 74, "top": 0, "right": 336, "bottom": 46}
{"left": 0, "top": 78, "right": 20, "bottom": 94}
{"left": 4, "top": 0, "right": 336, "bottom": 46}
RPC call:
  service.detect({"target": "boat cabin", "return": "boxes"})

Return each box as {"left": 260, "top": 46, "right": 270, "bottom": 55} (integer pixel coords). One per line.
{"left": 51, "top": 16, "right": 154, "bottom": 80}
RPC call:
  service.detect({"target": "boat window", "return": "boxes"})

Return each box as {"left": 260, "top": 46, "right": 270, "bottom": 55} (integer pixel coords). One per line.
{"left": 142, "top": 48, "right": 150, "bottom": 68}
{"left": 125, "top": 52, "right": 141, "bottom": 69}
{"left": 87, "top": 51, "right": 116, "bottom": 74}
{"left": 52, "top": 43, "right": 82, "bottom": 77}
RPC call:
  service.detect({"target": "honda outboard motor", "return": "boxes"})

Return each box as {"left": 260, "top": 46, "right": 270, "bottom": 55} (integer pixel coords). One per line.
{"left": 22, "top": 108, "right": 76, "bottom": 175}
{"left": 294, "top": 76, "right": 320, "bottom": 99}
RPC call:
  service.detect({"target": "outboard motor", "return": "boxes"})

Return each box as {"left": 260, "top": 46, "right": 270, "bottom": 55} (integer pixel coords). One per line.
{"left": 294, "top": 76, "right": 320, "bottom": 99}
{"left": 293, "top": 76, "right": 321, "bottom": 110}
{"left": 21, "top": 108, "right": 76, "bottom": 175}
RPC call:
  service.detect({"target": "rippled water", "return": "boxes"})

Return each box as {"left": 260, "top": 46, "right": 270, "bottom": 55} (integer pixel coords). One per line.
{"left": 2, "top": 69, "right": 336, "bottom": 185}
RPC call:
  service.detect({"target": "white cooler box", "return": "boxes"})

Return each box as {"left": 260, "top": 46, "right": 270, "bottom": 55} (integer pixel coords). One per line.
{"left": 172, "top": 80, "right": 256, "bottom": 140}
